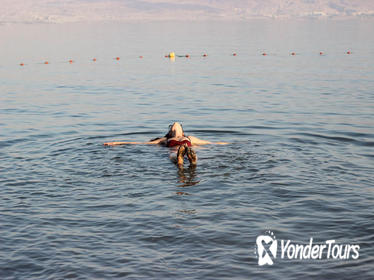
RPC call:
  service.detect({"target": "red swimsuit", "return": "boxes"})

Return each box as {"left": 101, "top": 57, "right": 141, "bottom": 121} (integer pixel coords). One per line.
{"left": 167, "top": 138, "right": 192, "bottom": 147}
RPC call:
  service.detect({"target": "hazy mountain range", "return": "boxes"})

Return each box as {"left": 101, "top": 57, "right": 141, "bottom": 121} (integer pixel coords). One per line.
{"left": 1, "top": 0, "right": 374, "bottom": 23}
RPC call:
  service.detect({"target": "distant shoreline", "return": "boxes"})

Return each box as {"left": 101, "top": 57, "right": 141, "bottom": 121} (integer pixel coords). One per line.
{"left": 1, "top": 15, "right": 374, "bottom": 26}
{"left": 2, "top": 0, "right": 374, "bottom": 25}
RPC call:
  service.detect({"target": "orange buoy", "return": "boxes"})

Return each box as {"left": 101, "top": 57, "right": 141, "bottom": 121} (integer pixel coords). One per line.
{"left": 319, "top": 51, "right": 324, "bottom": 55}
{"left": 291, "top": 52, "right": 296, "bottom": 56}
{"left": 92, "top": 58, "right": 97, "bottom": 62}
{"left": 202, "top": 53, "right": 207, "bottom": 57}
{"left": 20, "top": 63, "right": 24, "bottom": 66}
{"left": 262, "top": 53, "right": 267, "bottom": 56}
{"left": 69, "top": 59, "right": 73, "bottom": 64}
{"left": 185, "top": 54, "right": 190, "bottom": 58}
{"left": 232, "top": 53, "right": 237, "bottom": 56}
{"left": 347, "top": 51, "right": 351, "bottom": 54}
{"left": 115, "top": 57, "right": 120, "bottom": 60}
{"left": 44, "top": 61, "right": 49, "bottom": 64}
{"left": 139, "top": 56, "right": 143, "bottom": 58}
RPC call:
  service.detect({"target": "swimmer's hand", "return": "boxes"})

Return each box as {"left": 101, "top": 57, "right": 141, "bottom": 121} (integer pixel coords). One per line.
{"left": 215, "top": 142, "right": 229, "bottom": 145}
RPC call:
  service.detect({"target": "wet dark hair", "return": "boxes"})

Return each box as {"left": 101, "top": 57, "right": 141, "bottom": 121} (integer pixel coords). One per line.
{"left": 150, "top": 137, "right": 161, "bottom": 142}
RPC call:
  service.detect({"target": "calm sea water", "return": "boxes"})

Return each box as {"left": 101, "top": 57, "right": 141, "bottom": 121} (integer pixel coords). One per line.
{"left": 1, "top": 20, "right": 374, "bottom": 279}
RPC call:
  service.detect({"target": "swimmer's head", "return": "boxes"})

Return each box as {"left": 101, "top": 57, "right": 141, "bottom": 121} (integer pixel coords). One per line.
{"left": 165, "top": 122, "right": 184, "bottom": 138}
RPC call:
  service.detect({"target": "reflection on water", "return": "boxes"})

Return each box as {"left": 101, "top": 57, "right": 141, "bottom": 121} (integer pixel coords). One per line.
{"left": 177, "top": 165, "right": 200, "bottom": 193}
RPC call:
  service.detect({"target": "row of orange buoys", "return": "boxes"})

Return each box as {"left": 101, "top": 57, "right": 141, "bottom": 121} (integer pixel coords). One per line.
{"left": 232, "top": 51, "right": 353, "bottom": 56}
{"left": 17, "top": 51, "right": 354, "bottom": 66}
{"left": 18, "top": 56, "right": 142, "bottom": 66}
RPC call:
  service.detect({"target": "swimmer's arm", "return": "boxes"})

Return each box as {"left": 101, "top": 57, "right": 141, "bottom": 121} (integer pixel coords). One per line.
{"left": 104, "top": 141, "right": 144, "bottom": 146}
{"left": 104, "top": 137, "right": 166, "bottom": 146}
{"left": 188, "top": 136, "right": 229, "bottom": 145}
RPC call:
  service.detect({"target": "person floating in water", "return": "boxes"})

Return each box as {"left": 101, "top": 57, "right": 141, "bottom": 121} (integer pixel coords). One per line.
{"left": 104, "top": 122, "right": 228, "bottom": 167}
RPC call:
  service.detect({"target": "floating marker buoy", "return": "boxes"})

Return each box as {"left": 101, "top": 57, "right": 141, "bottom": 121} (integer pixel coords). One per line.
{"left": 20, "top": 63, "right": 24, "bottom": 66}
{"left": 202, "top": 53, "right": 207, "bottom": 57}
{"left": 262, "top": 53, "right": 267, "bottom": 56}
{"left": 185, "top": 54, "right": 190, "bottom": 58}
{"left": 115, "top": 57, "right": 120, "bottom": 60}
{"left": 291, "top": 52, "right": 296, "bottom": 56}
{"left": 232, "top": 53, "right": 237, "bottom": 56}
{"left": 320, "top": 51, "right": 324, "bottom": 55}
{"left": 44, "top": 61, "right": 49, "bottom": 64}
{"left": 69, "top": 59, "right": 73, "bottom": 64}
{"left": 139, "top": 56, "right": 143, "bottom": 58}
{"left": 347, "top": 51, "right": 351, "bottom": 54}
{"left": 92, "top": 58, "right": 97, "bottom": 62}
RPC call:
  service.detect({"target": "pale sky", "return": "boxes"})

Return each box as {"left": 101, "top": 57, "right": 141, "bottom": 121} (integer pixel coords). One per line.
{"left": 1, "top": 0, "right": 374, "bottom": 23}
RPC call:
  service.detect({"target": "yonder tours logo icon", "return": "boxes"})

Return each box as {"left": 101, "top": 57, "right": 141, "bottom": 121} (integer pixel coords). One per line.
{"left": 256, "top": 231, "right": 277, "bottom": 266}
{"left": 255, "top": 231, "right": 360, "bottom": 266}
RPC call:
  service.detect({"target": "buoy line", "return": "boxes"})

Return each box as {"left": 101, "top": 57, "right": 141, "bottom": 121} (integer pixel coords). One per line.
{"left": 16, "top": 50, "right": 354, "bottom": 66}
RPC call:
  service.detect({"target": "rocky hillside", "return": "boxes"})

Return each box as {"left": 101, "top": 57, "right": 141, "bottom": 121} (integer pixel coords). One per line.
{"left": 1, "top": 0, "right": 374, "bottom": 23}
